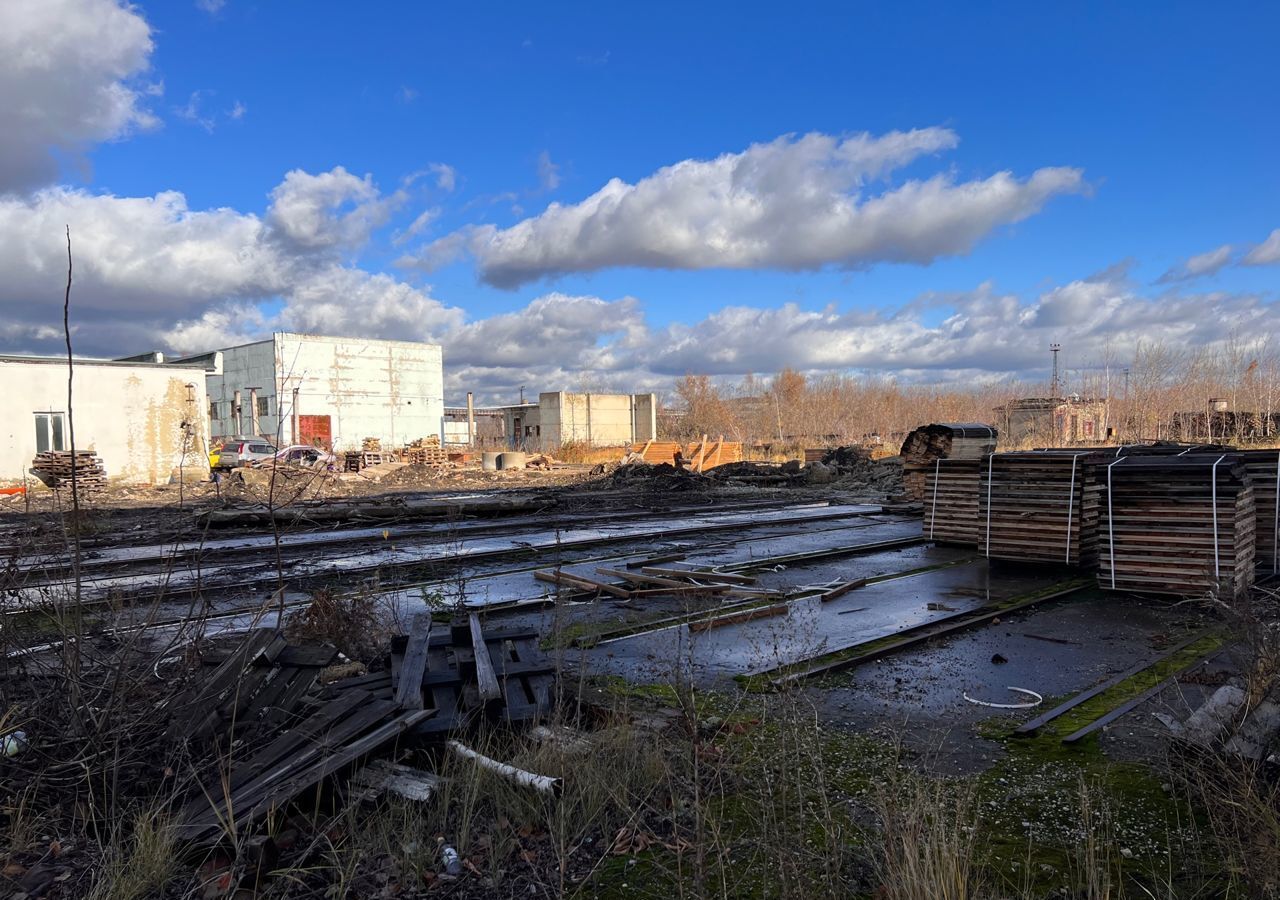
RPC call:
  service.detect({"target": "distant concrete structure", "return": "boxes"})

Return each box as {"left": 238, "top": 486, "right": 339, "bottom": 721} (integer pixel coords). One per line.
{"left": 170, "top": 333, "right": 444, "bottom": 450}
{"left": 0, "top": 353, "right": 209, "bottom": 484}
{"left": 475, "top": 393, "right": 657, "bottom": 451}
{"left": 997, "top": 396, "right": 1110, "bottom": 445}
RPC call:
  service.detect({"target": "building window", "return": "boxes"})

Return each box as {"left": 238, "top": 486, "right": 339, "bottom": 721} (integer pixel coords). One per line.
{"left": 257, "top": 396, "right": 270, "bottom": 416}
{"left": 34, "top": 412, "right": 67, "bottom": 453}
{"left": 209, "top": 399, "right": 219, "bottom": 420}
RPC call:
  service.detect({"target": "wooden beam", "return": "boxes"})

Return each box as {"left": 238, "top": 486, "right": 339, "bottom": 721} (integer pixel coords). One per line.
{"left": 639, "top": 566, "right": 757, "bottom": 585}
{"left": 469, "top": 613, "right": 502, "bottom": 704}
{"left": 393, "top": 614, "right": 432, "bottom": 710}
{"left": 534, "top": 568, "right": 632, "bottom": 599}
{"left": 818, "top": 579, "right": 868, "bottom": 602}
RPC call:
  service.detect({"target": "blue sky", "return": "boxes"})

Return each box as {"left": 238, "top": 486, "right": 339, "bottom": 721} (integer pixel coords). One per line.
{"left": 1, "top": 0, "right": 1277, "bottom": 400}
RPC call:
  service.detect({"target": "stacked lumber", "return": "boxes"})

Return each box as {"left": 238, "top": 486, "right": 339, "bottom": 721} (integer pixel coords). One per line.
{"left": 901, "top": 423, "right": 997, "bottom": 500}
{"left": 1238, "top": 449, "right": 1279, "bottom": 574}
{"left": 901, "top": 423, "right": 998, "bottom": 464}
{"left": 30, "top": 450, "right": 107, "bottom": 495}
{"left": 923, "top": 459, "right": 982, "bottom": 545}
{"left": 978, "top": 452, "right": 1102, "bottom": 565}
{"left": 361, "top": 437, "right": 382, "bottom": 452}
{"left": 1098, "top": 454, "right": 1256, "bottom": 600}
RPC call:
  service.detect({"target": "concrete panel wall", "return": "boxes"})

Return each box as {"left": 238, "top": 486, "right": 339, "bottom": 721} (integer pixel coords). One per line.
{"left": 205, "top": 340, "right": 276, "bottom": 439}
{"left": 0, "top": 358, "right": 209, "bottom": 484}
{"left": 275, "top": 334, "right": 444, "bottom": 450}
{"left": 537, "top": 392, "right": 657, "bottom": 449}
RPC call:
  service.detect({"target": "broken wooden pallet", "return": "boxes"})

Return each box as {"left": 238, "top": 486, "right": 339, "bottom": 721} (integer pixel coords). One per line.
{"left": 325, "top": 620, "right": 556, "bottom": 737}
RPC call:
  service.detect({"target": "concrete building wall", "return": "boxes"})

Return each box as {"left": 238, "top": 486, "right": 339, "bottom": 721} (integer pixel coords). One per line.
{"left": 0, "top": 357, "right": 209, "bottom": 484}
{"left": 275, "top": 334, "right": 444, "bottom": 450}
{"left": 205, "top": 340, "right": 276, "bottom": 439}
{"left": 200, "top": 334, "right": 444, "bottom": 450}
{"left": 537, "top": 392, "right": 658, "bottom": 450}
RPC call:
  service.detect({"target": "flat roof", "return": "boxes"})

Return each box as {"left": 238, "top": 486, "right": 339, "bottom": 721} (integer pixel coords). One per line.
{"left": 0, "top": 354, "right": 209, "bottom": 371}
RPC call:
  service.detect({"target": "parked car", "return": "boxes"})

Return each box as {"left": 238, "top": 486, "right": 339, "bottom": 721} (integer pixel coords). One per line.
{"left": 215, "top": 438, "right": 278, "bottom": 469}
{"left": 272, "top": 445, "right": 338, "bottom": 468}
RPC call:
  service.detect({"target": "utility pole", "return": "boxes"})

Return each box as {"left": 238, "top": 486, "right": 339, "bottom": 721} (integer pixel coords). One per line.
{"left": 1050, "top": 344, "right": 1062, "bottom": 398}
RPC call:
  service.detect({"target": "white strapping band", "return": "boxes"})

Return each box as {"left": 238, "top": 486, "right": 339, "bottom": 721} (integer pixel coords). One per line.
{"left": 984, "top": 453, "right": 994, "bottom": 557}
{"left": 1210, "top": 454, "right": 1226, "bottom": 579}
{"left": 1106, "top": 458, "right": 1126, "bottom": 589}
{"left": 929, "top": 457, "right": 941, "bottom": 539}
{"left": 1064, "top": 453, "right": 1084, "bottom": 563}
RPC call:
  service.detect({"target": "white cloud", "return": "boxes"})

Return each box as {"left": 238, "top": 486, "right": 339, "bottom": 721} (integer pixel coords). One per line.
{"left": 536, "top": 150, "right": 560, "bottom": 191}
{"left": 1243, "top": 228, "right": 1280, "bottom": 266}
{"left": 1158, "top": 243, "right": 1233, "bottom": 282}
{"left": 0, "top": 0, "right": 158, "bottom": 193}
{"left": 175, "top": 90, "right": 216, "bottom": 132}
{"left": 398, "top": 85, "right": 418, "bottom": 104}
{"left": 266, "top": 166, "right": 400, "bottom": 250}
{"left": 428, "top": 162, "right": 456, "bottom": 192}
{"left": 195, "top": 0, "right": 225, "bottom": 13}
{"left": 229, "top": 100, "right": 247, "bottom": 121}
{"left": 413, "top": 129, "right": 1085, "bottom": 287}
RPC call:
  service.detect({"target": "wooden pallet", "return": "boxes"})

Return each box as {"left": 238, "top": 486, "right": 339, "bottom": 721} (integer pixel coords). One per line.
{"left": 30, "top": 450, "right": 108, "bottom": 494}
{"left": 323, "top": 618, "right": 555, "bottom": 736}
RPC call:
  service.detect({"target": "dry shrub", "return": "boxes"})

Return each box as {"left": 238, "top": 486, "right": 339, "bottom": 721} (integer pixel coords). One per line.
{"left": 285, "top": 587, "right": 390, "bottom": 662}
{"left": 871, "top": 770, "right": 981, "bottom": 900}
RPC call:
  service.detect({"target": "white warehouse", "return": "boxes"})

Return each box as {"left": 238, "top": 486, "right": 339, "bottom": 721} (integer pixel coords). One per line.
{"left": 171, "top": 333, "right": 444, "bottom": 450}
{"left": 0, "top": 354, "right": 209, "bottom": 485}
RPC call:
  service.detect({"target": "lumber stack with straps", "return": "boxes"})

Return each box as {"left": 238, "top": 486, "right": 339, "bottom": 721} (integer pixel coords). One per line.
{"left": 901, "top": 423, "right": 998, "bottom": 500}
{"left": 1097, "top": 454, "right": 1256, "bottom": 600}
{"left": 30, "top": 450, "right": 108, "bottom": 496}
{"left": 923, "top": 459, "right": 983, "bottom": 545}
{"left": 1238, "top": 449, "right": 1279, "bottom": 575}
{"left": 978, "top": 451, "right": 1101, "bottom": 566}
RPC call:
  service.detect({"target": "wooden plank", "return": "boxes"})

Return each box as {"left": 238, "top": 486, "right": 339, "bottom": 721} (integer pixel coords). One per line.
{"left": 393, "top": 614, "right": 432, "bottom": 710}
{"left": 595, "top": 567, "right": 730, "bottom": 591}
{"left": 639, "top": 566, "right": 757, "bottom": 585}
{"left": 818, "top": 579, "right": 868, "bottom": 602}
{"left": 1060, "top": 645, "right": 1224, "bottom": 744}
{"left": 1015, "top": 631, "right": 1209, "bottom": 735}
{"left": 533, "top": 568, "right": 632, "bottom": 599}
{"left": 688, "top": 603, "right": 789, "bottom": 632}
{"left": 470, "top": 614, "right": 502, "bottom": 704}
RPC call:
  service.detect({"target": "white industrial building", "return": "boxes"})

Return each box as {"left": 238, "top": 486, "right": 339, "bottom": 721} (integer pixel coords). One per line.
{"left": 170, "top": 333, "right": 445, "bottom": 451}
{"left": 0, "top": 354, "right": 210, "bottom": 485}
{"left": 499, "top": 392, "right": 658, "bottom": 451}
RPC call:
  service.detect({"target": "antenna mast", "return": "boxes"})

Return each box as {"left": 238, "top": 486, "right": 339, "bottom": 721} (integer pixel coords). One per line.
{"left": 1050, "top": 343, "right": 1062, "bottom": 398}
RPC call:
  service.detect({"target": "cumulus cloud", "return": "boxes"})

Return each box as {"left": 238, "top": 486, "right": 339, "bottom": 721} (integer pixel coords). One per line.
{"left": 1157, "top": 243, "right": 1233, "bottom": 283}
{"left": 266, "top": 166, "right": 400, "bottom": 250}
{"left": 412, "top": 129, "right": 1086, "bottom": 287}
{"left": 1243, "top": 228, "right": 1280, "bottom": 266}
{"left": 0, "top": 0, "right": 158, "bottom": 193}
{"left": 0, "top": 165, "right": 455, "bottom": 358}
